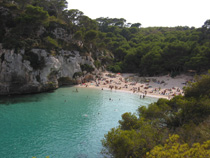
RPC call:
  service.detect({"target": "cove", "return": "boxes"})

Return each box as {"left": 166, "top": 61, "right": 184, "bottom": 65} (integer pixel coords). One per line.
{"left": 0, "top": 87, "right": 157, "bottom": 158}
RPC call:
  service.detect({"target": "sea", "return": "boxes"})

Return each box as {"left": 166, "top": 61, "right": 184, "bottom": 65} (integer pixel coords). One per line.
{"left": 0, "top": 87, "right": 157, "bottom": 158}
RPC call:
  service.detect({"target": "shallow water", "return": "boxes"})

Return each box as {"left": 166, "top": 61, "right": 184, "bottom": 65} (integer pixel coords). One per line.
{"left": 0, "top": 87, "right": 157, "bottom": 158}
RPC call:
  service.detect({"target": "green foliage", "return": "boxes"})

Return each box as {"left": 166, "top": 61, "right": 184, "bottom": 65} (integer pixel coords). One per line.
{"left": 1, "top": 4, "right": 50, "bottom": 49}
{"left": 23, "top": 51, "right": 45, "bottom": 70}
{"left": 73, "top": 72, "right": 83, "bottom": 78}
{"left": 80, "top": 64, "right": 94, "bottom": 73}
{"left": 100, "top": 56, "right": 113, "bottom": 65}
{"left": 94, "top": 60, "right": 101, "bottom": 69}
{"left": 102, "top": 73, "right": 210, "bottom": 157}
{"left": 44, "top": 36, "right": 59, "bottom": 48}
{"left": 162, "top": 42, "right": 190, "bottom": 72}
{"left": 73, "top": 31, "right": 83, "bottom": 40}
{"left": 25, "top": 5, "right": 49, "bottom": 22}
{"left": 131, "top": 23, "right": 141, "bottom": 28}
{"left": 1, "top": 2, "right": 19, "bottom": 10}
{"left": 17, "top": 5, "right": 49, "bottom": 28}
{"left": 3, "top": 1, "right": 210, "bottom": 157}
{"left": 2, "top": 36, "right": 39, "bottom": 50}
{"left": 78, "top": 16, "right": 98, "bottom": 31}
{"left": 118, "top": 112, "right": 140, "bottom": 130}
{"left": 140, "top": 49, "right": 163, "bottom": 76}
{"left": 107, "top": 62, "right": 122, "bottom": 73}
{"left": 58, "top": 77, "right": 75, "bottom": 86}
{"left": 44, "top": 81, "right": 57, "bottom": 90}
{"left": 102, "top": 119, "right": 167, "bottom": 158}
{"left": 147, "top": 134, "right": 210, "bottom": 158}
{"left": 123, "top": 52, "right": 139, "bottom": 72}
{"left": 203, "top": 19, "right": 210, "bottom": 28}
{"left": 62, "top": 9, "right": 84, "bottom": 26}
{"left": 2, "top": 37, "right": 25, "bottom": 50}
{"left": 185, "top": 45, "right": 210, "bottom": 72}
{"left": 113, "top": 47, "right": 128, "bottom": 62}
{"left": 184, "top": 72, "right": 210, "bottom": 98}
{"left": 2, "top": 0, "right": 210, "bottom": 76}
{"left": 14, "top": 0, "right": 33, "bottom": 9}
{"left": 138, "top": 98, "right": 171, "bottom": 124}
{"left": 84, "top": 30, "right": 98, "bottom": 43}
{"left": 93, "top": 20, "right": 210, "bottom": 75}
{"left": 31, "top": 0, "right": 68, "bottom": 17}
{"left": 139, "top": 91, "right": 210, "bottom": 128}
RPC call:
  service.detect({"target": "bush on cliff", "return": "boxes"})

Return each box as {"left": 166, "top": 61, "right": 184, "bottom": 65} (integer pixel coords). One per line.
{"left": 23, "top": 51, "right": 45, "bottom": 70}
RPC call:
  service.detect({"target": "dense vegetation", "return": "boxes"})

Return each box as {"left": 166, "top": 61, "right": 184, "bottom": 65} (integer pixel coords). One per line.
{"left": 147, "top": 134, "right": 210, "bottom": 158}
{"left": 0, "top": 0, "right": 101, "bottom": 54}
{"left": 1, "top": 1, "right": 210, "bottom": 157}
{"left": 1, "top": 1, "right": 210, "bottom": 76}
{"left": 96, "top": 19, "right": 210, "bottom": 76}
{"left": 102, "top": 72, "right": 210, "bottom": 157}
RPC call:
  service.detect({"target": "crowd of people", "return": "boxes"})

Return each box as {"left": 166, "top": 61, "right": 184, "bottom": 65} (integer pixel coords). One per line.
{"left": 78, "top": 72, "right": 193, "bottom": 99}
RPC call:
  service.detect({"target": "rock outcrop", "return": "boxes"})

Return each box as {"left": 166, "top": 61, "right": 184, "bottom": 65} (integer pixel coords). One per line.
{"left": 0, "top": 44, "right": 97, "bottom": 95}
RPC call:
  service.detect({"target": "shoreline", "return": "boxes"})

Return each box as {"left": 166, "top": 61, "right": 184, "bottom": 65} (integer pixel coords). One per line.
{"left": 74, "top": 72, "right": 194, "bottom": 100}
{"left": 75, "top": 85, "right": 168, "bottom": 99}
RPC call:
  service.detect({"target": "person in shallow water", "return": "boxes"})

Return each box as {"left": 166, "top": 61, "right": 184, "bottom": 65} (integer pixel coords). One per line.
{"left": 73, "top": 89, "right": 79, "bottom": 92}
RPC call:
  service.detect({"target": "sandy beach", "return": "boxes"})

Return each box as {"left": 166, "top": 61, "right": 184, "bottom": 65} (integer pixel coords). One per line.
{"left": 76, "top": 72, "right": 194, "bottom": 99}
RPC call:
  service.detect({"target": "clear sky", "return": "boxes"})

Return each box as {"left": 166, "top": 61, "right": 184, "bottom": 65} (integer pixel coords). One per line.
{"left": 67, "top": 0, "right": 210, "bottom": 28}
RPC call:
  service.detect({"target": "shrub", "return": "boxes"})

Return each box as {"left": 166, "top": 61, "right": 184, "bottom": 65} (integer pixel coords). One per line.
{"left": 107, "top": 63, "right": 122, "bottom": 73}
{"left": 147, "top": 134, "right": 210, "bottom": 158}
{"left": 94, "top": 60, "right": 101, "bottom": 69}
{"left": 58, "top": 77, "right": 75, "bottom": 86}
{"left": 44, "top": 36, "right": 59, "bottom": 48}
{"left": 73, "top": 72, "right": 83, "bottom": 78}
{"left": 23, "top": 51, "right": 45, "bottom": 70}
{"left": 80, "top": 64, "right": 94, "bottom": 73}
{"left": 2, "top": 36, "right": 25, "bottom": 49}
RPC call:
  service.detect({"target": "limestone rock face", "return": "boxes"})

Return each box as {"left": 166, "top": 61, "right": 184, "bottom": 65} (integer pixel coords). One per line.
{"left": 0, "top": 44, "right": 96, "bottom": 95}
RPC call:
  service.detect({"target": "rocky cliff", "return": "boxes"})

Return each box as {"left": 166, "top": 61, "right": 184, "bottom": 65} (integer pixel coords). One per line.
{"left": 0, "top": 44, "right": 97, "bottom": 95}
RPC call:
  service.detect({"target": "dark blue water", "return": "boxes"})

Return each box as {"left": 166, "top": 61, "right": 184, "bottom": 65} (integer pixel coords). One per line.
{"left": 0, "top": 87, "right": 157, "bottom": 158}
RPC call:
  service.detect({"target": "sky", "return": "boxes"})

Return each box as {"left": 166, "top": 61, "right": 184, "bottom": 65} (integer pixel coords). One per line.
{"left": 67, "top": 0, "right": 210, "bottom": 28}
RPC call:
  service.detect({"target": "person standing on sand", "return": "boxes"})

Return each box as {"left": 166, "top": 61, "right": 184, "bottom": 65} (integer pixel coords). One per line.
{"left": 145, "top": 91, "right": 147, "bottom": 95}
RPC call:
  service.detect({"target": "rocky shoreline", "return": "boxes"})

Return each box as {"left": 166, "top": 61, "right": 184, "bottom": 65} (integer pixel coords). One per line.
{"left": 0, "top": 44, "right": 98, "bottom": 95}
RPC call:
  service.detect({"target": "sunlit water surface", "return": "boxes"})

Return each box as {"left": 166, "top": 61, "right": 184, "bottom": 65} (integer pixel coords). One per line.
{"left": 0, "top": 87, "right": 157, "bottom": 158}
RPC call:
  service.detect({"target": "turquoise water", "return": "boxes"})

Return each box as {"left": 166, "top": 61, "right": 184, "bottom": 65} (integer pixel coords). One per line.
{"left": 0, "top": 87, "right": 157, "bottom": 158}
